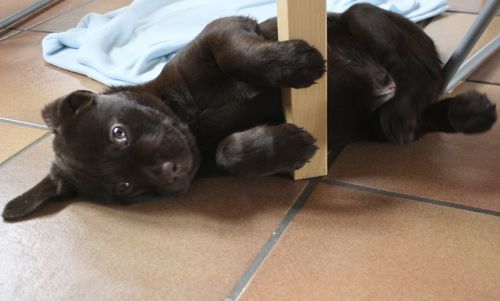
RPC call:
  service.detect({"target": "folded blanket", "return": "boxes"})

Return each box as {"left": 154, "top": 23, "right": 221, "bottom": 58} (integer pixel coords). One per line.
{"left": 42, "top": 0, "right": 448, "bottom": 86}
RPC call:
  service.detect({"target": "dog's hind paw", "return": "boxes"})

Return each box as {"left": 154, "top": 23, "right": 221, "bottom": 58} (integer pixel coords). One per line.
{"left": 449, "top": 92, "right": 497, "bottom": 134}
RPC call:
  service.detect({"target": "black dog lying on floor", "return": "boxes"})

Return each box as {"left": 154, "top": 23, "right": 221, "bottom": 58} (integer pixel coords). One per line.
{"left": 3, "top": 4, "right": 496, "bottom": 221}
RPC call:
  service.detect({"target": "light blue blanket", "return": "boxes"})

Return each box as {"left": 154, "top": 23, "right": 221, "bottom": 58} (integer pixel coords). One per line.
{"left": 42, "top": 0, "right": 448, "bottom": 86}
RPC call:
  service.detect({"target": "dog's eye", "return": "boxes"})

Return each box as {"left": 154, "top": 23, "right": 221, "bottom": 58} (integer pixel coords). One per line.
{"left": 115, "top": 181, "right": 133, "bottom": 195}
{"left": 111, "top": 125, "right": 128, "bottom": 144}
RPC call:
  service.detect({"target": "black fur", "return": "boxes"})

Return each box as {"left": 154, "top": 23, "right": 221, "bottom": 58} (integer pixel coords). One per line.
{"left": 2, "top": 4, "right": 496, "bottom": 221}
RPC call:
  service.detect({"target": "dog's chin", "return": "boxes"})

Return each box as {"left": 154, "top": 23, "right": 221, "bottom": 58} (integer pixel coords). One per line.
{"left": 156, "top": 170, "right": 195, "bottom": 196}
{"left": 157, "top": 184, "right": 190, "bottom": 197}
{"left": 170, "top": 187, "right": 190, "bottom": 196}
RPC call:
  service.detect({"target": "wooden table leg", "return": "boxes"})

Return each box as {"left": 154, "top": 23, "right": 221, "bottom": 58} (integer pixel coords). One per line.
{"left": 277, "top": 0, "right": 328, "bottom": 180}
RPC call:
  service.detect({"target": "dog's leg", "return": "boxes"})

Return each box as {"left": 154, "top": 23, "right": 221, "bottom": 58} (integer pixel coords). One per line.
{"left": 215, "top": 124, "right": 318, "bottom": 176}
{"left": 419, "top": 92, "right": 497, "bottom": 136}
{"left": 199, "top": 16, "right": 325, "bottom": 88}
{"left": 340, "top": 3, "right": 439, "bottom": 66}
{"left": 370, "top": 96, "right": 420, "bottom": 144}
{"left": 196, "top": 91, "right": 283, "bottom": 144}
{"left": 341, "top": 4, "right": 444, "bottom": 145}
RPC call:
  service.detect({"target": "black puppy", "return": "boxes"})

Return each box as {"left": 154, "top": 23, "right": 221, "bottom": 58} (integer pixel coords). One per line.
{"left": 3, "top": 4, "right": 496, "bottom": 221}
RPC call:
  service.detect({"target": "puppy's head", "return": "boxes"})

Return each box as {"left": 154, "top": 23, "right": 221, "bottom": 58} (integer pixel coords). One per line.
{"left": 3, "top": 90, "right": 200, "bottom": 221}
{"left": 332, "top": 44, "right": 395, "bottom": 116}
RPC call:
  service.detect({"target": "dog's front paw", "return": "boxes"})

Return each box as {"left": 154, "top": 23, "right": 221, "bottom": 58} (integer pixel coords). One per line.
{"left": 449, "top": 92, "right": 497, "bottom": 134}
{"left": 265, "top": 40, "right": 326, "bottom": 88}
{"left": 216, "top": 124, "right": 318, "bottom": 176}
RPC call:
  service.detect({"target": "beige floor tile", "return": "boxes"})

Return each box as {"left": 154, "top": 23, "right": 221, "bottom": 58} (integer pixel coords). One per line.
{"left": 450, "top": 78, "right": 500, "bottom": 96}
{"left": 425, "top": 13, "right": 500, "bottom": 84}
{"left": 10, "top": 0, "right": 93, "bottom": 30}
{"left": 241, "top": 184, "right": 500, "bottom": 301}
{"left": 31, "top": 0, "right": 133, "bottom": 32}
{"left": 0, "top": 0, "right": 35, "bottom": 21}
{"left": 328, "top": 82, "right": 500, "bottom": 212}
{"left": 0, "top": 137, "right": 309, "bottom": 301}
{"left": 0, "top": 30, "right": 22, "bottom": 43}
{"left": 0, "top": 31, "right": 106, "bottom": 125}
{"left": 448, "top": 0, "right": 500, "bottom": 15}
{"left": 468, "top": 52, "right": 500, "bottom": 84}
{"left": 0, "top": 122, "right": 47, "bottom": 164}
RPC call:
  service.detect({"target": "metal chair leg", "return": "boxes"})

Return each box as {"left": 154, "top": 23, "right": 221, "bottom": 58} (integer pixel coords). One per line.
{"left": 445, "top": 35, "right": 500, "bottom": 92}
{"left": 441, "top": 0, "right": 500, "bottom": 92}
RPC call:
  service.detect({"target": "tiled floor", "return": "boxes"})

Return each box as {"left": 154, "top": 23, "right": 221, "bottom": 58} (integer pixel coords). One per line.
{"left": 0, "top": 1, "right": 499, "bottom": 300}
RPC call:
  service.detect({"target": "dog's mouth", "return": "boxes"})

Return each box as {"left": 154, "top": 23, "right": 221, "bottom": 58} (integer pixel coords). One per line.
{"left": 151, "top": 135, "right": 200, "bottom": 195}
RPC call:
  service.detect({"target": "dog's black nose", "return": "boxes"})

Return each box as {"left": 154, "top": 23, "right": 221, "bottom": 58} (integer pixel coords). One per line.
{"left": 161, "top": 161, "right": 182, "bottom": 183}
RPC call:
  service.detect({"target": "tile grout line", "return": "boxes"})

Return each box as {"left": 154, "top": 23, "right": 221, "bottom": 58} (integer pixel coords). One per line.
{"left": 0, "top": 117, "right": 48, "bottom": 130}
{"left": 445, "top": 10, "right": 477, "bottom": 15}
{"left": 465, "top": 79, "right": 500, "bottom": 87}
{"left": 26, "top": 28, "right": 54, "bottom": 34}
{"left": 0, "top": 30, "right": 23, "bottom": 43}
{"left": 227, "top": 179, "right": 320, "bottom": 301}
{"left": 32, "top": 0, "right": 94, "bottom": 30}
{"left": 6, "top": 27, "right": 54, "bottom": 34}
{"left": 8, "top": 0, "right": 94, "bottom": 32}
{"left": 446, "top": 9, "right": 494, "bottom": 16}
{"left": 321, "top": 178, "right": 500, "bottom": 217}
{"left": 0, "top": 133, "right": 51, "bottom": 171}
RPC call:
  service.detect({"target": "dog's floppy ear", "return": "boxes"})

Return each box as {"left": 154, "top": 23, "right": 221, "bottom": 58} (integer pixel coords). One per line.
{"left": 2, "top": 173, "right": 73, "bottom": 221}
{"left": 42, "top": 90, "right": 96, "bottom": 130}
